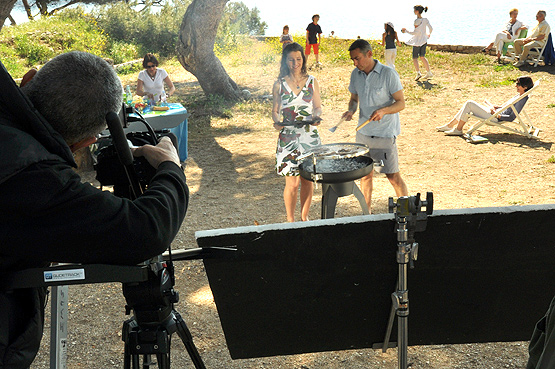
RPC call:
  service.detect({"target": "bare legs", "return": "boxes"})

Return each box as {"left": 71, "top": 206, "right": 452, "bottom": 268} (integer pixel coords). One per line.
{"left": 413, "top": 57, "right": 431, "bottom": 73}
{"left": 443, "top": 117, "right": 468, "bottom": 131}
{"left": 284, "top": 176, "right": 314, "bottom": 222}
{"left": 360, "top": 171, "right": 408, "bottom": 212}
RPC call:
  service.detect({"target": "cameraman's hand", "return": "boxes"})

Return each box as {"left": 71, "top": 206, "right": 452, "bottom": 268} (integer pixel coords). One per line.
{"left": 132, "top": 136, "right": 180, "bottom": 169}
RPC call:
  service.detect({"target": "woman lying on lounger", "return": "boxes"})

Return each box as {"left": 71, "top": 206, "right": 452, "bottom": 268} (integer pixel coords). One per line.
{"left": 436, "top": 76, "right": 534, "bottom": 136}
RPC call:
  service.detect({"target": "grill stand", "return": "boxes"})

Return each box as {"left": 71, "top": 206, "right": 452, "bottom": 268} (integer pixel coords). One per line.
{"left": 321, "top": 181, "right": 369, "bottom": 219}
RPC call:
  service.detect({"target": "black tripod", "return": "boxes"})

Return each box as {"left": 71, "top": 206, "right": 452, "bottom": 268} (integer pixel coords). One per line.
{"left": 122, "top": 260, "right": 205, "bottom": 369}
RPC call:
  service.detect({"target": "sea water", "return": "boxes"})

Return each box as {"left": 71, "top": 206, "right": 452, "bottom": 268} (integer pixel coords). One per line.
{"left": 242, "top": 0, "right": 555, "bottom": 46}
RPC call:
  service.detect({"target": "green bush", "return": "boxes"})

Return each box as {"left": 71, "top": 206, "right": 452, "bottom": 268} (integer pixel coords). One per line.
{"left": 108, "top": 40, "right": 141, "bottom": 64}
{"left": 94, "top": 0, "right": 190, "bottom": 58}
{"left": 0, "top": 7, "right": 112, "bottom": 75}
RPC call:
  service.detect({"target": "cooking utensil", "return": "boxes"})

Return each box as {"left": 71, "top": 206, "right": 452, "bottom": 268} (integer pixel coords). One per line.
{"left": 276, "top": 117, "right": 322, "bottom": 128}
{"left": 355, "top": 117, "right": 373, "bottom": 132}
{"left": 297, "top": 143, "right": 369, "bottom": 161}
{"left": 299, "top": 156, "right": 373, "bottom": 183}
{"left": 328, "top": 116, "right": 346, "bottom": 133}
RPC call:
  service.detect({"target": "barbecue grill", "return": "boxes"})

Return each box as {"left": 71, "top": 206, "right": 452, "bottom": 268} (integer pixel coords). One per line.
{"left": 298, "top": 143, "right": 375, "bottom": 219}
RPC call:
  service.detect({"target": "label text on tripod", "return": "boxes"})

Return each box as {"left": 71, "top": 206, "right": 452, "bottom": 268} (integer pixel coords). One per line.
{"left": 44, "top": 269, "right": 86, "bottom": 282}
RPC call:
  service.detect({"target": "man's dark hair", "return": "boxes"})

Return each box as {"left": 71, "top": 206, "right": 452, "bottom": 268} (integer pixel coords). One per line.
{"left": 21, "top": 51, "right": 123, "bottom": 145}
{"left": 348, "top": 39, "right": 373, "bottom": 54}
{"left": 142, "top": 53, "right": 159, "bottom": 68}
{"left": 312, "top": 14, "right": 319, "bottom": 21}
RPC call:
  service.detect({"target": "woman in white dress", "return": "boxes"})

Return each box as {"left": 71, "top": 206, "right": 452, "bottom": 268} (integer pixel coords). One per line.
{"left": 136, "top": 53, "right": 175, "bottom": 103}
{"left": 482, "top": 8, "right": 527, "bottom": 62}
{"left": 272, "top": 43, "right": 322, "bottom": 222}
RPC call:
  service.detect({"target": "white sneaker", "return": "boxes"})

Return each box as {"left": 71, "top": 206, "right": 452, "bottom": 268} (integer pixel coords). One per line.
{"left": 445, "top": 128, "right": 463, "bottom": 136}
{"left": 415, "top": 72, "right": 423, "bottom": 81}
{"left": 436, "top": 124, "right": 452, "bottom": 132}
{"left": 425, "top": 71, "right": 433, "bottom": 79}
{"left": 513, "top": 60, "right": 525, "bottom": 67}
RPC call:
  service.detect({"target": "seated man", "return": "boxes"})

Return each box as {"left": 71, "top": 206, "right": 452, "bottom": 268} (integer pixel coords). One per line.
{"left": 513, "top": 10, "right": 550, "bottom": 67}
{"left": 0, "top": 52, "right": 188, "bottom": 367}
{"left": 436, "top": 76, "right": 533, "bottom": 136}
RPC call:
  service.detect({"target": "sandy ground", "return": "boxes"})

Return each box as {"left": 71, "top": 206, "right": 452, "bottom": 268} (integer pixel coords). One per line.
{"left": 30, "top": 44, "right": 555, "bottom": 368}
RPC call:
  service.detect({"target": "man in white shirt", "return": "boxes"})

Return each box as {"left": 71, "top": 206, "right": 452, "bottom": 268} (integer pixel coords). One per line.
{"left": 514, "top": 10, "right": 551, "bottom": 66}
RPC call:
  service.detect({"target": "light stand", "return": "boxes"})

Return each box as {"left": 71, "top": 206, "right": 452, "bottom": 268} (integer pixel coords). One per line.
{"left": 377, "top": 193, "right": 433, "bottom": 369}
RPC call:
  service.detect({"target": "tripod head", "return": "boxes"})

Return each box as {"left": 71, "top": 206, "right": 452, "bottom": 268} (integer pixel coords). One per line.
{"left": 389, "top": 192, "right": 433, "bottom": 241}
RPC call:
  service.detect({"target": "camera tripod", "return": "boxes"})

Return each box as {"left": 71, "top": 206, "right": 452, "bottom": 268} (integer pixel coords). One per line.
{"left": 103, "top": 110, "right": 209, "bottom": 369}
{"left": 121, "top": 259, "right": 206, "bottom": 369}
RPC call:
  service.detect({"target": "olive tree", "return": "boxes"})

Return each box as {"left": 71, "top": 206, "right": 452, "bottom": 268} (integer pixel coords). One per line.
{"left": 0, "top": 0, "right": 17, "bottom": 31}
{"left": 176, "top": 0, "right": 241, "bottom": 100}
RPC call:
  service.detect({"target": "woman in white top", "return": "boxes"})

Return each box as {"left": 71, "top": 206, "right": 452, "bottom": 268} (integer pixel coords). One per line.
{"left": 136, "top": 53, "right": 175, "bottom": 103}
{"left": 482, "top": 8, "right": 527, "bottom": 62}
{"left": 401, "top": 5, "right": 433, "bottom": 81}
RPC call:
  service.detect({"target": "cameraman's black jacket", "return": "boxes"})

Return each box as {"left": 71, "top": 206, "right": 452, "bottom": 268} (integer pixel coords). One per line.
{"left": 0, "top": 62, "right": 188, "bottom": 368}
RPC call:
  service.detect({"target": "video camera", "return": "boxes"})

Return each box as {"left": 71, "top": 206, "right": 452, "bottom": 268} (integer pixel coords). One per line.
{"left": 93, "top": 105, "right": 178, "bottom": 198}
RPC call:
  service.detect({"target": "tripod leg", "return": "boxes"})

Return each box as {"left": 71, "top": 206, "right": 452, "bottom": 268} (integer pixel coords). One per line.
{"left": 382, "top": 297, "right": 397, "bottom": 353}
{"left": 156, "top": 353, "right": 170, "bottom": 369}
{"left": 124, "top": 344, "right": 131, "bottom": 369}
{"left": 132, "top": 354, "right": 140, "bottom": 369}
{"left": 173, "top": 311, "right": 207, "bottom": 369}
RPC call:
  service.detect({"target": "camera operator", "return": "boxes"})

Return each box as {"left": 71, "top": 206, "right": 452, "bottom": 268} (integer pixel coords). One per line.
{"left": 0, "top": 51, "right": 188, "bottom": 368}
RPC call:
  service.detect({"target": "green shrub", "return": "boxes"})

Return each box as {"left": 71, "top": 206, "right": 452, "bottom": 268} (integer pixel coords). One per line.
{"left": 108, "top": 40, "right": 141, "bottom": 64}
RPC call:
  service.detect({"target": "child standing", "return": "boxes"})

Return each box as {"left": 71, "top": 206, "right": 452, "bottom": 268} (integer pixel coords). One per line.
{"left": 280, "top": 25, "right": 293, "bottom": 49}
{"left": 402, "top": 5, "right": 433, "bottom": 81}
{"left": 381, "top": 22, "right": 401, "bottom": 69}
{"left": 305, "top": 14, "right": 323, "bottom": 66}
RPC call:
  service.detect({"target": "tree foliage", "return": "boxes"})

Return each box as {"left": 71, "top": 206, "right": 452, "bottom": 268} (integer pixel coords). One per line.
{"left": 94, "top": 0, "right": 190, "bottom": 57}
{"left": 16, "top": 0, "right": 117, "bottom": 19}
{"left": 95, "top": 0, "right": 266, "bottom": 58}
{"left": 220, "top": 2, "right": 266, "bottom": 36}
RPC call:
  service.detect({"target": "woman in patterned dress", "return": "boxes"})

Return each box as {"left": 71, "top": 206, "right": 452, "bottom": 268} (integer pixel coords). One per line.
{"left": 272, "top": 42, "right": 322, "bottom": 222}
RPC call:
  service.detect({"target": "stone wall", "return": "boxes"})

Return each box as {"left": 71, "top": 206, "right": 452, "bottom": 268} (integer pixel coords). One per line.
{"left": 255, "top": 36, "right": 488, "bottom": 55}
{"left": 427, "top": 43, "right": 486, "bottom": 55}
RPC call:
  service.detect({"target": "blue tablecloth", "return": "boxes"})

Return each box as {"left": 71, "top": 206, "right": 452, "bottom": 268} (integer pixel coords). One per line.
{"left": 140, "top": 103, "right": 188, "bottom": 162}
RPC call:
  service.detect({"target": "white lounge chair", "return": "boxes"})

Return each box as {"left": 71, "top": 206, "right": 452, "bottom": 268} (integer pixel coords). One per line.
{"left": 525, "top": 33, "right": 551, "bottom": 67}
{"left": 464, "top": 80, "right": 540, "bottom": 143}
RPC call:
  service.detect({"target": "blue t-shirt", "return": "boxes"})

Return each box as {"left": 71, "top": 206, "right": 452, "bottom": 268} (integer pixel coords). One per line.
{"left": 348, "top": 61, "right": 403, "bottom": 137}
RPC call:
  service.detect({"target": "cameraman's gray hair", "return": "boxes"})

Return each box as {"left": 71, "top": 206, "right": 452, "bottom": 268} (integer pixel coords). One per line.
{"left": 22, "top": 51, "right": 123, "bottom": 145}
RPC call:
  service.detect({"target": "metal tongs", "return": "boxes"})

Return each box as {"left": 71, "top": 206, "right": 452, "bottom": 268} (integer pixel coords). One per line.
{"left": 276, "top": 116, "right": 322, "bottom": 128}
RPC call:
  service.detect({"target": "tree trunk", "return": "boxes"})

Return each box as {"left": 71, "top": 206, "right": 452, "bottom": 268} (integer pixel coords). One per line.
{"left": 0, "top": 0, "right": 17, "bottom": 32}
{"left": 176, "top": 0, "right": 241, "bottom": 100}
{"left": 22, "top": 0, "right": 34, "bottom": 21}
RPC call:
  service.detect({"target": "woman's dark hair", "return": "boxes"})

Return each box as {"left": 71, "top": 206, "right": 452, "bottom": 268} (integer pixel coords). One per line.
{"left": 516, "top": 76, "right": 534, "bottom": 91}
{"left": 385, "top": 24, "right": 396, "bottom": 37}
{"left": 414, "top": 5, "right": 428, "bottom": 14}
{"left": 142, "top": 53, "right": 159, "bottom": 68}
{"left": 278, "top": 43, "right": 307, "bottom": 78}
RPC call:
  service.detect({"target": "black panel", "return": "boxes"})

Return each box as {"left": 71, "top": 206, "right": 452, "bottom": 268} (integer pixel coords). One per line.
{"left": 197, "top": 206, "right": 555, "bottom": 359}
